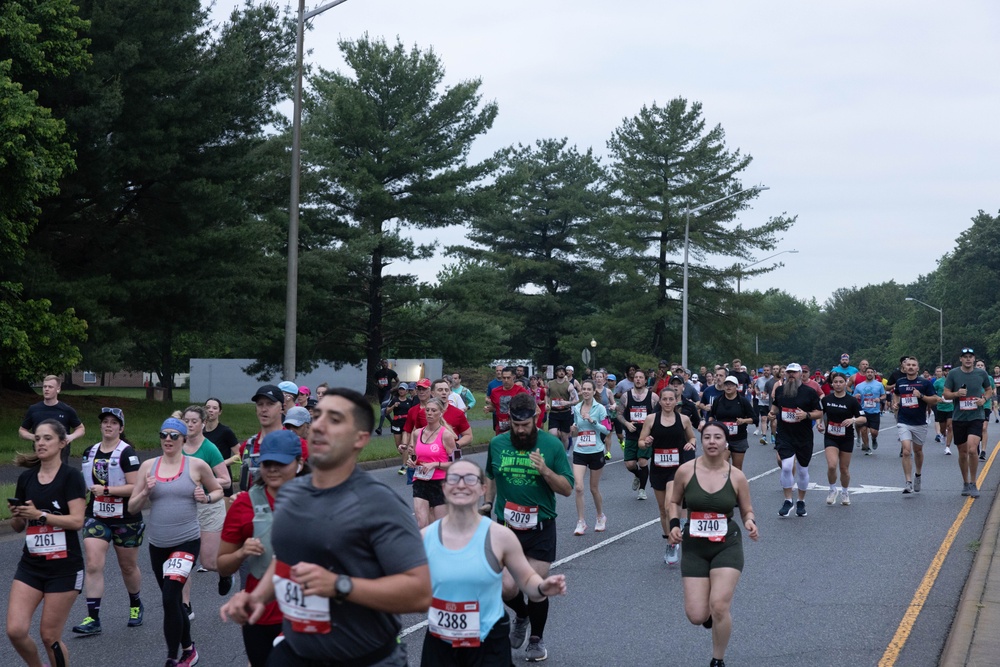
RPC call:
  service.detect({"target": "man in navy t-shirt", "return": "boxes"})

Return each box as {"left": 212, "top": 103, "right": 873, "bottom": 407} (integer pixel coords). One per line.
{"left": 893, "top": 356, "right": 939, "bottom": 494}
{"left": 19, "top": 374, "right": 85, "bottom": 464}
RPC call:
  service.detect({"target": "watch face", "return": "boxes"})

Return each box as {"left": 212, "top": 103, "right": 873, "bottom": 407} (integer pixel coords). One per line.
{"left": 336, "top": 575, "right": 352, "bottom": 596}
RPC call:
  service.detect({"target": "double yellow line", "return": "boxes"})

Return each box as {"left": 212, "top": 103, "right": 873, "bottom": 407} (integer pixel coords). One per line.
{"left": 878, "top": 446, "right": 998, "bottom": 666}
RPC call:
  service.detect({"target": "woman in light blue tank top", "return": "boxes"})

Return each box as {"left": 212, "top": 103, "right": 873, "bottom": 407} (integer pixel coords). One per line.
{"left": 419, "top": 460, "right": 567, "bottom": 666}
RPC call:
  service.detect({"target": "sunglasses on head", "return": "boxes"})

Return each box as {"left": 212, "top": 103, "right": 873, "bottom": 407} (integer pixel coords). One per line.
{"left": 159, "top": 431, "right": 182, "bottom": 441}
{"left": 101, "top": 407, "right": 124, "bottom": 420}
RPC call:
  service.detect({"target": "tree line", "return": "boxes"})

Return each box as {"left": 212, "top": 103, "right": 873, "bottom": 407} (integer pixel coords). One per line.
{"left": 2, "top": 1, "right": 995, "bottom": 395}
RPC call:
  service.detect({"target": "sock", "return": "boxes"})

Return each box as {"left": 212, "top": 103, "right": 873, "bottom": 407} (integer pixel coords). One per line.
{"left": 830, "top": 484, "right": 837, "bottom": 491}
{"left": 526, "top": 597, "right": 549, "bottom": 639}
{"left": 129, "top": 591, "right": 141, "bottom": 608}
{"left": 637, "top": 465, "right": 649, "bottom": 489}
{"left": 86, "top": 597, "right": 101, "bottom": 620}
{"left": 505, "top": 592, "right": 528, "bottom": 619}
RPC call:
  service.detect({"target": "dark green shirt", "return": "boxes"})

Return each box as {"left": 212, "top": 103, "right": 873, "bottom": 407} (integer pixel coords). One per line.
{"left": 486, "top": 430, "right": 573, "bottom": 521}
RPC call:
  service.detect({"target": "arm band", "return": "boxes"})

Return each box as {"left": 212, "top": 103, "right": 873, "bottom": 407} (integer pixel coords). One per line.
{"left": 669, "top": 518, "right": 681, "bottom": 530}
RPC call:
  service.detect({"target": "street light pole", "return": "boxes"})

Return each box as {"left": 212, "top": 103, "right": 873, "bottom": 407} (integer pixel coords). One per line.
{"left": 737, "top": 249, "right": 799, "bottom": 295}
{"left": 905, "top": 297, "right": 943, "bottom": 368}
{"left": 681, "top": 185, "right": 769, "bottom": 371}
{"left": 284, "top": 0, "right": 351, "bottom": 381}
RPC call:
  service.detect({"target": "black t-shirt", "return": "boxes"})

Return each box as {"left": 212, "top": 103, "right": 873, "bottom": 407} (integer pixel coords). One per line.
{"left": 886, "top": 369, "right": 905, "bottom": 389}
{"left": 773, "top": 384, "right": 822, "bottom": 446}
{"left": 15, "top": 464, "right": 88, "bottom": 575}
{"left": 709, "top": 394, "right": 756, "bottom": 441}
{"left": 82, "top": 443, "right": 142, "bottom": 522}
{"left": 205, "top": 423, "right": 239, "bottom": 496}
{"left": 21, "top": 401, "right": 83, "bottom": 464}
{"left": 730, "top": 370, "right": 753, "bottom": 396}
{"left": 821, "top": 393, "right": 864, "bottom": 443}
{"left": 387, "top": 396, "right": 415, "bottom": 425}
{"left": 373, "top": 368, "right": 398, "bottom": 397}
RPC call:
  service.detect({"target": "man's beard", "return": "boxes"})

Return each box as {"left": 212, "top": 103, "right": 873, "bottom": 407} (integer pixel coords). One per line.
{"left": 511, "top": 426, "right": 538, "bottom": 451}
{"left": 784, "top": 377, "right": 801, "bottom": 398}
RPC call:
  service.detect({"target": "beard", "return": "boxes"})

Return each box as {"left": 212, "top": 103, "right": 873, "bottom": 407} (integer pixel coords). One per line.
{"left": 511, "top": 426, "right": 539, "bottom": 451}
{"left": 784, "top": 377, "right": 801, "bottom": 398}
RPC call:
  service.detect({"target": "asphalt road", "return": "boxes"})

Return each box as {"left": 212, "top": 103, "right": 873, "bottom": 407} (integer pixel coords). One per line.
{"left": 0, "top": 412, "right": 995, "bottom": 666}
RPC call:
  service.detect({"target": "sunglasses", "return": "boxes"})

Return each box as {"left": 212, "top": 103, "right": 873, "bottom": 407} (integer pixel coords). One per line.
{"left": 159, "top": 431, "right": 183, "bottom": 441}
{"left": 445, "top": 473, "right": 482, "bottom": 486}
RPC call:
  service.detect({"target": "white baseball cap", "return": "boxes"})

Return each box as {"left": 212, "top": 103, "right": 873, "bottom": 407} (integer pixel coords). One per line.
{"left": 786, "top": 363, "right": 802, "bottom": 372}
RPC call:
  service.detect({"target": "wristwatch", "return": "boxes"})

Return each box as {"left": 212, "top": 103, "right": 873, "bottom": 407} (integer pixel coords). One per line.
{"left": 38, "top": 511, "right": 48, "bottom": 525}
{"left": 334, "top": 575, "right": 353, "bottom": 603}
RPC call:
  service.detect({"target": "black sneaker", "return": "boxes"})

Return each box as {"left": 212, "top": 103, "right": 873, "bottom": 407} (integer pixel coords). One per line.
{"left": 795, "top": 500, "right": 807, "bottom": 517}
{"left": 375, "top": 428, "right": 382, "bottom": 436}
{"left": 980, "top": 451, "right": 987, "bottom": 462}
{"left": 72, "top": 616, "right": 102, "bottom": 635}
{"left": 218, "top": 575, "right": 233, "bottom": 596}
{"left": 182, "top": 602, "right": 194, "bottom": 621}
{"left": 778, "top": 499, "right": 793, "bottom": 517}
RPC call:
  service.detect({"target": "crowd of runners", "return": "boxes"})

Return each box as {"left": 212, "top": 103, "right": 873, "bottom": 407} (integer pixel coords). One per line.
{"left": 6, "top": 348, "right": 995, "bottom": 666}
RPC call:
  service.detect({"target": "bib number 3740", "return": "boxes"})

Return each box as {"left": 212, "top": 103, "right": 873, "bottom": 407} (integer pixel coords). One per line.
{"left": 689, "top": 512, "right": 727, "bottom": 542}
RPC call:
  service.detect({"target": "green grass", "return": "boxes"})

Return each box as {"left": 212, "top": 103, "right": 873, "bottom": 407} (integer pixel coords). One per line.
{"left": 0, "top": 482, "right": 14, "bottom": 520}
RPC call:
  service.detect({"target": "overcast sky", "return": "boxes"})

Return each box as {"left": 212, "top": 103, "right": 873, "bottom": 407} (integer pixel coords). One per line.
{"left": 211, "top": 0, "right": 999, "bottom": 304}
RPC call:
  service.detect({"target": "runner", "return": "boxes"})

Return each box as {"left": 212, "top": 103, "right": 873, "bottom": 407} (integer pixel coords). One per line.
{"left": 993, "top": 366, "right": 1000, "bottom": 423}
{"left": 943, "top": 349, "right": 991, "bottom": 498}
{"left": 487, "top": 368, "right": 532, "bottom": 437}
{"left": 893, "top": 356, "right": 940, "bottom": 494}
{"left": 818, "top": 373, "right": 866, "bottom": 506}
{"left": 296, "top": 386, "right": 311, "bottom": 408}
{"left": 278, "top": 381, "right": 300, "bottom": 413}
{"left": 219, "top": 388, "right": 432, "bottom": 666}
{"left": 450, "top": 372, "right": 477, "bottom": 413}
{"left": 708, "top": 376, "right": 757, "bottom": 471}
{"left": 974, "top": 359, "right": 995, "bottom": 461}
{"left": 431, "top": 378, "right": 474, "bottom": 450}
{"left": 769, "top": 363, "right": 822, "bottom": 517}
{"left": 753, "top": 366, "right": 773, "bottom": 445}
{"left": 238, "top": 385, "right": 285, "bottom": 491}
{"left": 528, "top": 375, "right": 547, "bottom": 431}
{"left": 728, "top": 359, "right": 752, "bottom": 398}
{"left": 593, "top": 370, "right": 618, "bottom": 459}
{"left": 128, "top": 417, "right": 223, "bottom": 667}
{"left": 217, "top": 430, "right": 307, "bottom": 667}
{"left": 482, "top": 393, "right": 573, "bottom": 663}
{"left": 668, "top": 421, "right": 759, "bottom": 667}
{"left": 932, "top": 365, "right": 955, "bottom": 455}
{"left": 409, "top": 397, "right": 458, "bottom": 528}
{"left": 640, "top": 386, "right": 697, "bottom": 565}
{"left": 569, "top": 380, "right": 610, "bottom": 535}
{"left": 854, "top": 367, "right": 886, "bottom": 455}
{"left": 698, "top": 370, "right": 727, "bottom": 423}
{"left": 7, "top": 420, "right": 87, "bottom": 667}
{"left": 420, "top": 460, "right": 567, "bottom": 667}
{"left": 203, "top": 398, "right": 239, "bottom": 504}
{"left": 373, "top": 359, "right": 398, "bottom": 435}
{"left": 387, "top": 383, "right": 415, "bottom": 474}
{"left": 546, "top": 365, "right": 577, "bottom": 449}
{"left": 18, "top": 374, "right": 86, "bottom": 465}
{"left": 830, "top": 353, "right": 858, "bottom": 378}
{"left": 618, "top": 370, "right": 656, "bottom": 500}
{"left": 72, "top": 408, "right": 145, "bottom": 636}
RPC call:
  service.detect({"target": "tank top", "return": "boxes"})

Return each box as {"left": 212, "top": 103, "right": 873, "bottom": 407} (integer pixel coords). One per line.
{"left": 650, "top": 410, "right": 685, "bottom": 448}
{"left": 685, "top": 460, "right": 737, "bottom": 519}
{"left": 146, "top": 456, "right": 200, "bottom": 547}
{"left": 415, "top": 425, "right": 449, "bottom": 481}
{"left": 423, "top": 517, "right": 503, "bottom": 641}
{"left": 624, "top": 389, "right": 655, "bottom": 439}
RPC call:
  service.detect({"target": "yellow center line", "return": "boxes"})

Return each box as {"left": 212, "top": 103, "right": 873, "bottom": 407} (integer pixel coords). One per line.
{"left": 878, "top": 444, "right": 998, "bottom": 666}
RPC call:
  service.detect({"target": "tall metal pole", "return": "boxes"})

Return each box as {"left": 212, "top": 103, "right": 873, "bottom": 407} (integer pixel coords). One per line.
{"left": 939, "top": 308, "right": 943, "bottom": 369}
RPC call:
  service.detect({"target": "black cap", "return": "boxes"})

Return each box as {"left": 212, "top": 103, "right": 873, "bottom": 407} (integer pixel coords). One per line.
{"left": 252, "top": 384, "right": 283, "bottom": 404}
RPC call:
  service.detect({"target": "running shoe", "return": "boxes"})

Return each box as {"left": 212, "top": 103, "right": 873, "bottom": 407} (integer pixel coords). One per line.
{"left": 165, "top": 661, "right": 179, "bottom": 667}
{"left": 665, "top": 543, "right": 680, "bottom": 565}
{"left": 962, "top": 482, "right": 971, "bottom": 496}
{"left": 841, "top": 489, "right": 851, "bottom": 506}
{"left": 595, "top": 514, "right": 607, "bottom": 532}
{"left": 795, "top": 500, "right": 807, "bottom": 517}
{"left": 374, "top": 428, "right": 382, "bottom": 436}
{"left": 935, "top": 434, "right": 942, "bottom": 443}
{"left": 710, "top": 659, "right": 727, "bottom": 667}
{"left": 219, "top": 575, "right": 233, "bottom": 596}
{"left": 631, "top": 476, "right": 641, "bottom": 491}
{"left": 970, "top": 484, "right": 981, "bottom": 498}
{"left": 183, "top": 602, "right": 194, "bottom": 621}
{"left": 864, "top": 449, "right": 872, "bottom": 456}
{"left": 872, "top": 436, "right": 878, "bottom": 451}
{"left": 573, "top": 520, "right": 587, "bottom": 536}
{"left": 397, "top": 465, "right": 406, "bottom": 475}
{"left": 128, "top": 602, "right": 144, "bottom": 628}
{"left": 509, "top": 615, "right": 529, "bottom": 649}
{"left": 759, "top": 436, "right": 766, "bottom": 445}
{"left": 914, "top": 476, "right": 921, "bottom": 493}
{"left": 637, "top": 488, "right": 647, "bottom": 500}
{"left": 945, "top": 446, "right": 952, "bottom": 455}
{"left": 179, "top": 642, "right": 200, "bottom": 666}
{"left": 196, "top": 566, "right": 209, "bottom": 573}
{"left": 604, "top": 451, "right": 611, "bottom": 460}
{"left": 72, "top": 616, "right": 102, "bottom": 635}
{"left": 826, "top": 488, "right": 839, "bottom": 505}
{"left": 525, "top": 636, "right": 547, "bottom": 662}
{"left": 778, "top": 499, "right": 793, "bottom": 517}
{"left": 980, "top": 451, "right": 988, "bottom": 462}
{"left": 903, "top": 481, "right": 913, "bottom": 494}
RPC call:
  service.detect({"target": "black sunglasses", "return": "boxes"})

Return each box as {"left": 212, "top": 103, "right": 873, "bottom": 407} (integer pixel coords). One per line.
{"left": 159, "top": 431, "right": 183, "bottom": 441}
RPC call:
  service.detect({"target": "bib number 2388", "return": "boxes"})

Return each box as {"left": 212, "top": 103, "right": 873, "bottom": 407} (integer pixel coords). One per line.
{"left": 429, "top": 598, "right": 480, "bottom": 647}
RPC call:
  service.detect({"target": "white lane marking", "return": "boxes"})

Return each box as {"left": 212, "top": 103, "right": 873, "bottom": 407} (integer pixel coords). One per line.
{"left": 399, "top": 446, "right": 820, "bottom": 639}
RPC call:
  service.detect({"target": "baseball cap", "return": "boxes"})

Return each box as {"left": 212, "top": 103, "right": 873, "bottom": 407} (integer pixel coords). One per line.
{"left": 416, "top": 378, "right": 432, "bottom": 389}
{"left": 99, "top": 407, "right": 125, "bottom": 428}
{"left": 160, "top": 417, "right": 187, "bottom": 436}
{"left": 252, "top": 384, "right": 284, "bottom": 404}
{"left": 841, "top": 353, "right": 850, "bottom": 359}
{"left": 397, "top": 383, "right": 409, "bottom": 392}
{"left": 670, "top": 375, "right": 684, "bottom": 384}
{"left": 298, "top": 385, "right": 311, "bottom": 396}
{"left": 259, "top": 430, "right": 302, "bottom": 465}
{"left": 961, "top": 347, "right": 975, "bottom": 355}
{"left": 283, "top": 406, "right": 312, "bottom": 427}
{"left": 723, "top": 375, "right": 739, "bottom": 385}
{"left": 607, "top": 374, "right": 617, "bottom": 381}
{"left": 278, "top": 381, "right": 299, "bottom": 395}
{"left": 566, "top": 365, "right": 574, "bottom": 372}
{"left": 786, "top": 363, "right": 803, "bottom": 372}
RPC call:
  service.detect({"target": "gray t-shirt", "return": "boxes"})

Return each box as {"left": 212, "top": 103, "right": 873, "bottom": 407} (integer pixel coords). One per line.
{"left": 271, "top": 468, "right": 427, "bottom": 661}
{"left": 944, "top": 367, "right": 992, "bottom": 422}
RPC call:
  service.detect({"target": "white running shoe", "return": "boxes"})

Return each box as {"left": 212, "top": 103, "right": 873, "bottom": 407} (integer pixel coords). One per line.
{"left": 826, "top": 488, "right": 839, "bottom": 505}
{"left": 841, "top": 489, "right": 851, "bottom": 506}
{"left": 945, "top": 446, "right": 952, "bottom": 455}
{"left": 664, "top": 543, "right": 680, "bottom": 565}
{"left": 573, "top": 520, "right": 586, "bottom": 536}
{"left": 637, "top": 488, "right": 647, "bottom": 500}
{"left": 595, "top": 514, "right": 607, "bottom": 532}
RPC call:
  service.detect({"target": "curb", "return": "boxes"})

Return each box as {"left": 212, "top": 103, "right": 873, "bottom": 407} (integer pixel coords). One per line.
{"left": 939, "top": 482, "right": 1000, "bottom": 666}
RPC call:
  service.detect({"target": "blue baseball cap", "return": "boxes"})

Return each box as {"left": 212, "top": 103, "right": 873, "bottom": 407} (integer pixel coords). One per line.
{"left": 278, "top": 381, "right": 299, "bottom": 395}
{"left": 160, "top": 417, "right": 187, "bottom": 436}
{"left": 260, "top": 430, "right": 302, "bottom": 465}
{"left": 607, "top": 374, "right": 617, "bottom": 381}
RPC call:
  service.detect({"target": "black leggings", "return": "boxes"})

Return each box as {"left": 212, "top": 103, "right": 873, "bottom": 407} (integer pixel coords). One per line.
{"left": 149, "top": 538, "right": 201, "bottom": 659}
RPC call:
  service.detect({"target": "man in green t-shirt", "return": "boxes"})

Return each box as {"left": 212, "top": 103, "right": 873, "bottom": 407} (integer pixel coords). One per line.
{"left": 943, "top": 348, "right": 993, "bottom": 498}
{"left": 483, "top": 393, "right": 572, "bottom": 663}
{"left": 932, "top": 365, "right": 954, "bottom": 455}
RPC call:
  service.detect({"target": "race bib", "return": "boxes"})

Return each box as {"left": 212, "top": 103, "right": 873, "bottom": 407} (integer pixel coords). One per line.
{"left": 863, "top": 397, "right": 877, "bottom": 410}
{"left": 497, "top": 417, "right": 510, "bottom": 432}
{"left": 653, "top": 448, "right": 680, "bottom": 467}
{"left": 737, "top": 384, "right": 745, "bottom": 393}
{"left": 781, "top": 407, "right": 797, "bottom": 423}
{"left": 274, "top": 560, "right": 331, "bottom": 634}
{"left": 827, "top": 422, "right": 846, "bottom": 436}
{"left": 503, "top": 502, "right": 538, "bottom": 531}
{"left": 413, "top": 465, "right": 435, "bottom": 481}
{"left": 689, "top": 512, "right": 727, "bottom": 542}
{"left": 576, "top": 430, "right": 597, "bottom": 447}
{"left": 163, "top": 551, "right": 195, "bottom": 583}
{"left": 428, "top": 599, "right": 480, "bottom": 648}
{"left": 724, "top": 422, "right": 738, "bottom": 435}
{"left": 900, "top": 395, "right": 918, "bottom": 408}
{"left": 26, "top": 524, "right": 67, "bottom": 559}
{"left": 629, "top": 407, "right": 647, "bottom": 423}
{"left": 377, "top": 377, "right": 388, "bottom": 388}
{"left": 94, "top": 495, "right": 124, "bottom": 519}
{"left": 960, "top": 397, "right": 978, "bottom": 411}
